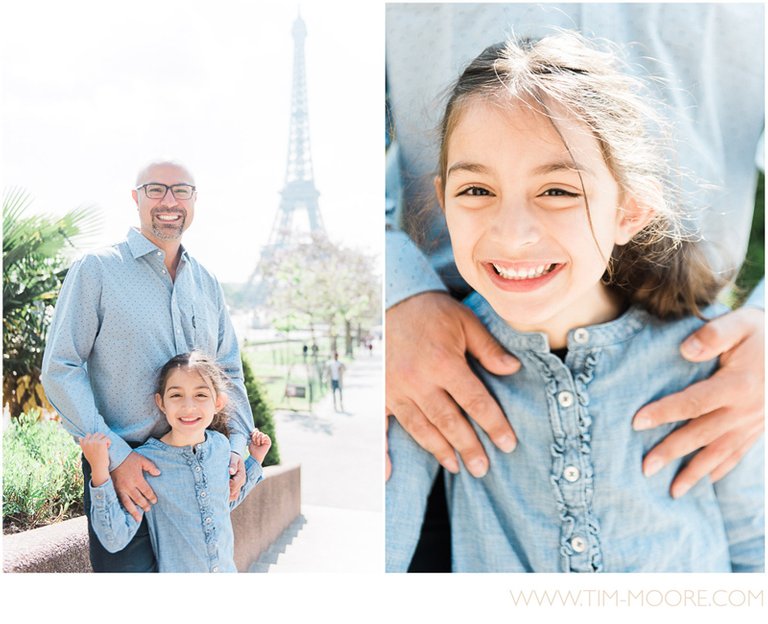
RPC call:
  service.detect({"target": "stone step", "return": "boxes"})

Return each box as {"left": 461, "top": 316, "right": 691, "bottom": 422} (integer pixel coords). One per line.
{"left": 249, "top": 504, "right": 383, "bottom": 573}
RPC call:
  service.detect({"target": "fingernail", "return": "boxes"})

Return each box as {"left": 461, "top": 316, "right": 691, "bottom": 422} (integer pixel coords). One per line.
{"left": 633, "top": 415, "right": 652, "bottom": 431}
{"left": 502, "top": 354, "right": 520, "bottom": 371}
{"left": 467, "top": 458, "right": 488, "bottom": 478}
{"left": 442, "top": 457, "right": 460, "bottom": 474}
{"left": 681, "top": 336, "right": 703, "bottom": 360}
{"left": 644, "top": 457, "right": 663, "bottom": 477}
{"left": 670, "top": 482, "right": 690, "bottom": 499}
{"left": 496, "top": 435, "right": 517, "bottom": 453}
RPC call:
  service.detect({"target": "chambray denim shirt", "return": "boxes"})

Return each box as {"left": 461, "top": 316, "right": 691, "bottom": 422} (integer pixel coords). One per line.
{"left": 386, "top": 294, "right": 765, "bottom": 573}
{"left": 89, "top": 430, "right": 263, "bottom": 573}
{"left": 42, "top": 228, "right": 254, "bottom": 469}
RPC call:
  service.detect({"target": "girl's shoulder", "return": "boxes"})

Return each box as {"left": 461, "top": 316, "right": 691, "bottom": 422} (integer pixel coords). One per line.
{"left": 205, "top": 429, "right": 231, "bottom": 453}
{"left": 642, "top": 301, "right": 731, "bottom": 343}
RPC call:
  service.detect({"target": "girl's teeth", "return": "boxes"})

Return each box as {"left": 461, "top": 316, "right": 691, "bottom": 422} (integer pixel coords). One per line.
{"left": 492, "top": 263, "right": 555, "bottom": 280}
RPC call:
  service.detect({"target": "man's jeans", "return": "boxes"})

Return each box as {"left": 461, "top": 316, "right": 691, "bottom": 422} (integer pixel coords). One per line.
{"left": 81, "top": 450, "right": 157, "bottom": 573}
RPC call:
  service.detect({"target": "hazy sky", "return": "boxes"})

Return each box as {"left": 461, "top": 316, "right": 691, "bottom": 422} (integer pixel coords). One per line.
{"left": 2, "top": 0, "right": 383, "bottom": 283}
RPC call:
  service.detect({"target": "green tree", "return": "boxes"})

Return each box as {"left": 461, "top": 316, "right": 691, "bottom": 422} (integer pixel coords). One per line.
{"left": 3, "top": 188, "right": 101, "bottom": 419}
{"left": 263, "top": 235, "right": 381, "bottom": 356}
{"left": 242, "top": 354, "right": 280, "bottom": 466}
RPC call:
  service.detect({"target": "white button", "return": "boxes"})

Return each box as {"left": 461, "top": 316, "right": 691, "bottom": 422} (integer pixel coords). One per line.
{"left": 212, "top": 566, "right": 219, "bottom": 572}
{"left": 205, "top": 517, "right": 213, "bottom": 524}
{"left": 162, "top": 269, "right": 166, "bottom": 274}
{"left": 574, "top": 328, "right": 589, "bottom": 344}
{"left": 563, "top": 466, "right": 580, "bottom": 482}
{"left": 571, "top": 536, "right": 587, "bottom": 553}
{"left": 558, "top": 391, "right": 574, "bottom": 407}
{"left": 156, "top": 251, "right": 162, "bottom": 256}
{"left": 195, "top": 466, "right": 201, "bottom": 472}
{"left": 200, "top": 491, "right": 207, "bottom": 498}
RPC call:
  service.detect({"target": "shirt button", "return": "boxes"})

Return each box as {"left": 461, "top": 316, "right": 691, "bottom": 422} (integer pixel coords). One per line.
{"left": 571, "top": 536, "right": 587, "bottom": 553}
{"left": 558, "top": 391, "right": 574, "bottom": 408}
{"left": 212, "top": 566, "right": 219, "bottom": 572}
{"left": 573, "top": 328, "right": 589, "bottom": 344}
{"left": 195, "top": 466, "right": 201, "bottom": 472}
{"left": 563, "top": 465, "right": 580, "bottom": 482}
{"left": 200, "top": 491, "right": 207, "bottom": 498}
{"left": 162, "top": 269, "right": 166, "bottom": 274}
{"left": 205, "top": 517, "right": 213, "bottom": 524}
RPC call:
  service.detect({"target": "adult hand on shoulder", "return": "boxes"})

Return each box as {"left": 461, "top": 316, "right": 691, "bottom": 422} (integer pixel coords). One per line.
{"left": 633, "top": 306, "right": 764, "bottom": 498}
{"left": 228, "top": 452, "right": 246, "bottom": 502}
{"left": 111, "top": 451, "right": 161, "bottom": 522}
{"left": 386, "top": 291, "right": 521, "bottom": 480}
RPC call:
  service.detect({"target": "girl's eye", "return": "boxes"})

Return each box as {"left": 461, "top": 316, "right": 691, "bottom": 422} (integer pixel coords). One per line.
{"left": 458, "top": 186, "right": 491, "bottom": 197}
{"left": 196, "top": 393, "right": 209, "bottom": 399}
{"left": 541, "top": 188, "right": 580, "bottom": 198}
{"left": 169, "top": 393, "right": 182, "bottom": 399}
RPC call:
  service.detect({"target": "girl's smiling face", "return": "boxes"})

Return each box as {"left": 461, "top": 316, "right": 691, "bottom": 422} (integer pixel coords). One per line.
{"left": 439, "top": 98, "right": 646, "bottom": 348}
{"left": 155, "top": 367, "right": 225, "bottom": 445}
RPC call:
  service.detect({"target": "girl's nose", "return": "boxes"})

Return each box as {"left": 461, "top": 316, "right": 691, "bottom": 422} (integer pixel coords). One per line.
{"left": 491, "top": 197, "right": 542, "bottom": 249}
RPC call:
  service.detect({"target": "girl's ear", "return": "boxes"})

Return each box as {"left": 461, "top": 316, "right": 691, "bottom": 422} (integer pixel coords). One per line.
{"left": 154, "top": 393, "right": 165, "bottom": 413}
{"left": 434, "top": 176, "right": 445, "bottom": 212}
{"left": 615, "top": 194, "right": 653, "bottom": 245}
{"left": 215, "top": 392, "right": 228, "bottom": 413}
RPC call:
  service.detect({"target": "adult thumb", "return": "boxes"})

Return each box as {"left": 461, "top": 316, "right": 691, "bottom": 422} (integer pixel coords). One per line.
{"left": 142, "top": 457, "right": 161, "bottom": 476}
{"left": 462, "top": 308, "right": 520, "bottom": 375}
{"left": 680, "top": 309, "right": 752, "bottom": 362}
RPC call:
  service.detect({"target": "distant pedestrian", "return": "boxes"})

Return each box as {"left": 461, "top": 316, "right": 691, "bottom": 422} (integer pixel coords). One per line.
{"left": 302, "top": 344, "right": 308, "bottom": 361}
{"left": 325, "top": 352, "right": 346, "bottom": 412}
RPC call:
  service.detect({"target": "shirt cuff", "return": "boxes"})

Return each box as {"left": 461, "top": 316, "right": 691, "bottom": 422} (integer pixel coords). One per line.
{"left": 229, "top": 432, "right": 248, "bottom": 457}
{"left": 744, "top": 278, "right": 765, "bottom": 310}
{"left": 107, "top": 433, "right": 134, "bottom": 472}
{"left": 386, "top": 230, "right": 448, "bottom": 309}
{"left": 89, "top": 478, "right": 119, "bottom": 509}
{"left": 245, "top": 456, "right": 264, "bottom": 483}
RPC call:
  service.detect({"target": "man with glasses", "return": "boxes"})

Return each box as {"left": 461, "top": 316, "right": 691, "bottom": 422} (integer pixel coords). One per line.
{"left": 42, "top": 160, "right": 255, "bottom": 572}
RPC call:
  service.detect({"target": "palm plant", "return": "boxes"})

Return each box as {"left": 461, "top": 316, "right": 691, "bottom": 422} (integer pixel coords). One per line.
{"left": 3, "top": 188, "right": 101, "bottom": 419}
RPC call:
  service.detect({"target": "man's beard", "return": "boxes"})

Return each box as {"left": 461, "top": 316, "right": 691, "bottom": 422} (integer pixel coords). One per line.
{"left": 151, "top": 210, "right": 186, "bottom": 240}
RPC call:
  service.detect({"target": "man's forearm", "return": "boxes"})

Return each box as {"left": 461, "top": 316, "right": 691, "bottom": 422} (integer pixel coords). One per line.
{"left": 215, "top": 285, "right": 255, "bottom": 454}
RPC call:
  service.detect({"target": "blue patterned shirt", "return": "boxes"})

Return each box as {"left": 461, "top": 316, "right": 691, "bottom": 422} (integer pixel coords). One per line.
{"left": 386, "top": 295, "right": 765, "bottom": 572}
{"left": 89, "top": 430, "right": 263, "bottom": 572}
{"left": 42, "top": 228, "right": 254, "bottom": 470}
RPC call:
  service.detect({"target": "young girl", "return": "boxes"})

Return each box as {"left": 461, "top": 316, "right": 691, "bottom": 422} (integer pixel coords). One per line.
{"left": 79, "top": 351, "right": 271, "bottom": 573}
{"left": 386, "top": 32, "right": 764, "bottom": 573}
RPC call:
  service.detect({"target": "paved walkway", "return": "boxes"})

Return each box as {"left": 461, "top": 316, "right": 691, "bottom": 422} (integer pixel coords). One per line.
{"left": 249, "top": 346, "right": 384, "bottom": 573}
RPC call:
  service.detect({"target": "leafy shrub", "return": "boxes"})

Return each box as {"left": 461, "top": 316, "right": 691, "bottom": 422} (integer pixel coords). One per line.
{"left": 242, "top": 354, "right": 280, "bottom": 466}
{"left": 3, "top": 411, "right": 83, "bottom": 532}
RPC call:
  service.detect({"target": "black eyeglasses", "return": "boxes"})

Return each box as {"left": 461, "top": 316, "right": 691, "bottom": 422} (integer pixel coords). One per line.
{"left": 135, "top": 183, "right": 196, "bottom": 200}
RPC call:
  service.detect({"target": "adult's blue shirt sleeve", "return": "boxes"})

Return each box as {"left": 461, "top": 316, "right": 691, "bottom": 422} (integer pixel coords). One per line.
{"left": 41, "top": 254, "right": 133, "bottom": 470}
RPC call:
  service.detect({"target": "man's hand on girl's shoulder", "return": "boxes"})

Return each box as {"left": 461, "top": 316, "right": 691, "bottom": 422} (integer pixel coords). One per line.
{"left": 634, "top": 306, "right": 764, "bottom": 497}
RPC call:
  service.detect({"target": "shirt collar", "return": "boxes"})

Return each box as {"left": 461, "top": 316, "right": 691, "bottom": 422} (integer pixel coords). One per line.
{"left": 126, "top": 227, "right": 189, "bottom": 262}
{"left": 465, "top": 292, "right": 650, "bottom": 354}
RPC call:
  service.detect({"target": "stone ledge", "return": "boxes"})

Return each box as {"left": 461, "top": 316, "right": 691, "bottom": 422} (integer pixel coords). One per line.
{"left": 3, "top": 463, "right": 301, "bottom": 573}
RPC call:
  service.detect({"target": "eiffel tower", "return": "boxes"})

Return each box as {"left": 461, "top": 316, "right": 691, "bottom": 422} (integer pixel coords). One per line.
{"left": 248, "top": 12, "right": 326, "bottom": 304}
